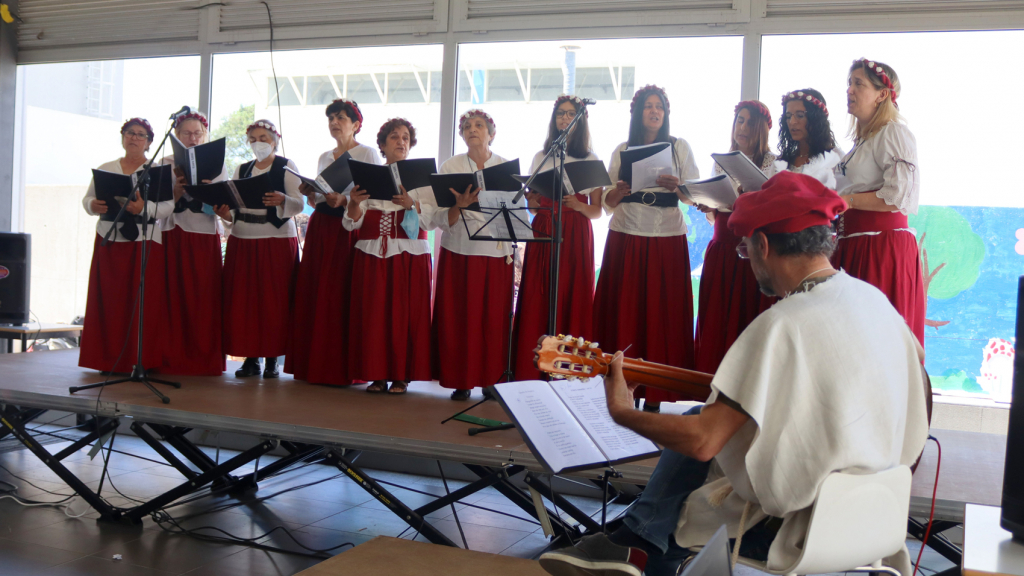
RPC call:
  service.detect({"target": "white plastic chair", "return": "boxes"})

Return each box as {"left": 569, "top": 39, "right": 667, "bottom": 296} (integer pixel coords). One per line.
{"left": 736, "top": 465, "right": 912, "bottom": 576}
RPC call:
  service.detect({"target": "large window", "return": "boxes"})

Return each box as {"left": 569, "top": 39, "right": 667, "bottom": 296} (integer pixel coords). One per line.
{"left": 762, "top": 31, "right": 1024, "bottom": 402}
{"left": 211, "top": 46, "right": 444, "bottom": 192}
{"left": 455, "top": 38, "right": 744, "bottom": 273}
{"left": 16, "top": 56, "right": 201, "bottom": 325}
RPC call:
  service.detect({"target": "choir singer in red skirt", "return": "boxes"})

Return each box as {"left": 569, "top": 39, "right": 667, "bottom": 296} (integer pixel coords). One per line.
{"left": 159, "top": 111, "right": 227, "bottom": 376}
{"left": 344, "top": 118, "right": 432, "bottom": 394}
{"left": 694, "top": 100, "right": 777, "bottom": 374}
{"left": 80, "top": 118, "right": 175, "bottom": 373}
{"left": 287, "top": 99, "right": 380, "bottom": 386}
{"left": 834, "top": 59, "right": 925, "bottom": 345}
{"left": 215, "top": 120, "right": 302, "bottom": 378}
{"left": 593, "top": 86, "right": 700, "bottom": 412}
{"left": 511, "top": 95, "right": 601, "bottom": 380}
{"left": 420, "top": 110, "right": 514, "bottom": 401}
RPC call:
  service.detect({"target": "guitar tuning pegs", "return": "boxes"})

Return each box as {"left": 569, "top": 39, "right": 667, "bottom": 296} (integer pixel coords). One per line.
{"left": 575, "top": 336, "right": 585, "bottom": 347}
{"left": 562, "top": 334, "right": 574, "bottom": 342}
{"left": 589, "top": 342, "right": 599, "bottom": 349}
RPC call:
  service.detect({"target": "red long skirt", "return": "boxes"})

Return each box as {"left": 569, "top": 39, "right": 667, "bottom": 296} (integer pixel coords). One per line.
{"left": 511, "top": 200, "right": 595, "bottom": 380}
{"left": 592, "top": 231, "right": 695, "bottom": 403}
{"left": 432, "top": 248, "right": 514, "bottom": 390}
{"left": 832, "top": 208, "right": 925, "bottom": 346}
{"left": 694, "top": 213, "right": 774, "bottom": 373}
{"left": 79, "top": 236, "right": 166, "bottom": 373}
{"left": 160, "top": 227, "right": 225, "bottom": 375}
{"left": 285, "top": 213, "right": 356, "bottom": 385}
{"left": 348, "top": 250, "right": 433, "bottom": 382}
{"left": 222, "top": 236, "right": 299, "bottom": 358}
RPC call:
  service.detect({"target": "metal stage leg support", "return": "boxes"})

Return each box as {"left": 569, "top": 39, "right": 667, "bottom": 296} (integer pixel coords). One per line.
{"left": 231, "top": 442, "right": 324, "bottom": 492}
{"left": 0, "top": 405, "right": 120, "bottom": 520}
{"left": 143, "top": 423, "right": 237, "bottom": 488}
{"left": 121, "top": 439, "right": 278, "bottom": 524}
{"left": 130, "top": 422, "right": 199, "bottom": 481}
{"left": 0, "top": 407, "right": 46, "bottom": 441}
{"left": 324, "top": 449, "right": 457, "bottom": 547}
{"left": 464, "top": 464, "right": 583, "bottom": 540}
{"left": 908, "top": 517, "right": 962, "bottom": 565}
{"left": 523, "top": 472, "right": 602, "bottom": 534}
{"left": 415, "top": 465, "right": 526, "bottom": 518}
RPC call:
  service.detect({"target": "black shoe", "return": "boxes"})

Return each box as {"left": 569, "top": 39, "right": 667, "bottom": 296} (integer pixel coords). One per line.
{"left": 450, "top": 389, "right": 472, "bottom": 401}
{"left": 482, "top": 386, "right": 496, "bottom": 400}
{"left": 263, "top": 357, "right": 280, "bottom": 379}
{"left": 539, "top": 533, "right": 647, "bottom": 576}
{"left": 642, "top": 402, "right": 661, "bottom": 414}
{"left": 235, "top": 358, "right": 262, "bottom": 378}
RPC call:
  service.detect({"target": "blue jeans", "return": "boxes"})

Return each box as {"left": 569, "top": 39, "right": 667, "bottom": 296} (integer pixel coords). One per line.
{"left": 622, "top": 407, "right": 710, "bottom": 576}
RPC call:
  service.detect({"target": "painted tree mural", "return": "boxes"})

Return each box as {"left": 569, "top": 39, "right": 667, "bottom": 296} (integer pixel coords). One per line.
{"left": 909, "top": 206, "right": 986, "bottom": 329}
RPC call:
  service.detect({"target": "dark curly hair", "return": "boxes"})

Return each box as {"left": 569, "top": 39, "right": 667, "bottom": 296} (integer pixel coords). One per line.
{"left": 325, "top": 99, "right": 362, "bottom": 133}
{"left": 376, "top": 118, "right": 417, "bottom": 154}
{"left": 544, "top": 99, "right": 592, "bottom": 160}
{"left": 777, "top": 88, "right": 837, "bottom": 166}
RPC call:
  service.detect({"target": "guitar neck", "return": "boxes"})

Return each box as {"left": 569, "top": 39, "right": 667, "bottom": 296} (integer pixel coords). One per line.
{"left": 619, "top": 357, "right": 713, "bottom": 402}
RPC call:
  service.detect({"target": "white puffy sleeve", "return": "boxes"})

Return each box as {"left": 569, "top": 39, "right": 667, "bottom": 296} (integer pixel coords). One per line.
{"left": 674, "top": 138, "right": 700, "bottom": 181}
{"left": 873, "top": 123, "right": 920, "bottom": 215}
{"left": 279, "top": 159, "right": 304, "bottom": 219}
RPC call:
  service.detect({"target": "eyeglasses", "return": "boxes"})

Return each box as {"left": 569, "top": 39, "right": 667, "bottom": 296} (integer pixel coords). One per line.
{"left": 555, "top": 110, "right": 577, "bottom": 119}
{"left": 736, "top": 242, "right": 750, "bottom": 259}
{"left": 177, "top": 130, "right": 205, "bottom": 139}
{"left": 124, "top": 131, "right": 150, "bottom": 140}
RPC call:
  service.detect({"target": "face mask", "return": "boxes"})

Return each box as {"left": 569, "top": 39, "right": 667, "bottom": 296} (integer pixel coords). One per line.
{"left": 251, "top": 141, "right": 274, "bottom": 162}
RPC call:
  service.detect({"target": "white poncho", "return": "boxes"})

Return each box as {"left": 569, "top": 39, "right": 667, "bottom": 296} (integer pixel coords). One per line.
{"left": 674, "top": 272, "right": 929, "bottom": 574}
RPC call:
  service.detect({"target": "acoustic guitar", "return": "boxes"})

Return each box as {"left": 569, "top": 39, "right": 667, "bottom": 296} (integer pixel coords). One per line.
{"left": 533, "top": 334, "right": 713, "bottom": 402}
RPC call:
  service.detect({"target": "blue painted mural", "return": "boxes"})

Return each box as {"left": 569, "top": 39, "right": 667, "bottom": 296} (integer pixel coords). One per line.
{"left": 684, "top": 204, "right": 1020, "bottom": 403}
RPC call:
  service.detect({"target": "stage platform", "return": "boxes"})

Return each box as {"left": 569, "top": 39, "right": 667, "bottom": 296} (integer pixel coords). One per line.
{"left": 0, "top": 349, "right": 1006, "bottom": 566}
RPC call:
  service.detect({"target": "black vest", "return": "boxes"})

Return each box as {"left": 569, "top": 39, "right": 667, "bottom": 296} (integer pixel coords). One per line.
{"left": 239, "top": 155, "right": 291, "bottom": 228}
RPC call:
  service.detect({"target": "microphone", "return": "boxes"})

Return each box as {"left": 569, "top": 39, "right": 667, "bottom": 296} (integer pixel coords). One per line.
{"left": 169, "top": 105, "right": 192, "bottom": 120}
{"left": 580, "top": 98, "right": 596, "bottom": 105}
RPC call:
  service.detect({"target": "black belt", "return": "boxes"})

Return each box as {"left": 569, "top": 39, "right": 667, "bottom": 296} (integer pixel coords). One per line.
{"left": 174, "top": 196, "right": 204, "bottom": 214}
{"left": 620, "top": 191, "right": 679, "bottom": 208}
{"left": 235, "top": 212, "right": 269, "bottom": 224}
{"left": 314, "top": 203, "right": 346, "bottom": 217}
{"left": 99, "top": 214, "right": 156, "bottom": 241}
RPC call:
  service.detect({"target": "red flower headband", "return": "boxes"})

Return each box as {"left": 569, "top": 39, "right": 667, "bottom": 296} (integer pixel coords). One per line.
{"left": 734, "top": 100, "right": 773, "bottom": 129}
{"left": 331, "top": 98, "right": 364, "bottom": 133}
{"left": 121, "top": 117, "right": 154, "bottom": 140}
{"left": 853, "top": 58, "right": 898, "bottom": 108}
{"left": 630, "top": 85, "right": 670, "bottom": 115}
{"left": 459, "top": 109, "right": 495, "bottom": 131}
{"left": 174, "top": 111, "right": 208, "bottom": 130}
{"left": 246, "top": 119, "right": 281, "bottom": 138}
{"left": 782, "top": 90, "right": 828, "bottom": 117}
{"left": 554, "top": 94, "right": 588, "bottom": 118}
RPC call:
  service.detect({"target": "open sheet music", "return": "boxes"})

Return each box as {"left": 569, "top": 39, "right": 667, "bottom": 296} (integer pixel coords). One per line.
{"left": 492, "top": 377, "right": 661, "bottom": 473}
{"left": 92, "top": 165, "right": 175, "bottom": 211}
{"left": 285, "top": 151, "right": 354, "bottom": 197}
{"left": 512, "top": 159, "right": 612, "bottom": 200}
{"left": 619, "top": 142, "right": 673, "bottom": 192}
{"left": 350, "top": 158, "right": 437, "bottom": 201}
{"left": 184, "top": 173, "right": 273, "bottom": 210}
{"left": 429, "top": 158, "right": 522, "bottom": 208}
{"left": 680, "top": 174, "right": 740, "bottom": 211}
{"left": 170, "top": 135, "right": 226, "bottom": 186}
{"left": 711, "top": 151, "right": 769, "bottom": 192}
{"left": 469, "top": 191, "right": 532, "bottom": 241}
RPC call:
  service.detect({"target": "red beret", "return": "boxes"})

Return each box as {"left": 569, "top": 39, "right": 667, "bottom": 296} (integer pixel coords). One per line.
{"left": 728, "top": 171, "right": 847, "bottom": 238}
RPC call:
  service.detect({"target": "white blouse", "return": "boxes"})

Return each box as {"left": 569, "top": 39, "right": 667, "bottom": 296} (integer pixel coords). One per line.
{"left": 343, "top": 185, "right": 431, "bottom": 258}
{"left": 314, "top": 144, "right": 381, "bottom": 203}
{"left": 774, "top": 149, "right": 843, "bottom": 189}
{"left": 83, "top": 158, "right": 175, "bottom": 244}
{"left": 420, "top": 152, "right": 514, "bottom": 258}
{"left": 529, "top": 150, "right": 603, "bottom": 196}
{"left": 228, "top": 158, "right": 304, "bottom": 240}
{"left": 602, "top": 139, "right": 700, "bottom": 237}
{"left": 834, "top": 122, "right": 920, "bottom": 215}
{"left": 158, "top": 155, "right": 228, "bottom": 236}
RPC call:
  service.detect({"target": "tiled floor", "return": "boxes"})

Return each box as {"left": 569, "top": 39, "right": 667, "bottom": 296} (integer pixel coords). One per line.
{"left": 0, "top": 426, "right": 958, "bottom": 576}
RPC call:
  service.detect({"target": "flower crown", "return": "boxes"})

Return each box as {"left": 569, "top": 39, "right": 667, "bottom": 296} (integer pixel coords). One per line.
{"left": 553, "top": 94, "right": 589, "bottom": 118}
{"left": 174, "top": 111, "right": 208, "bottom": 130}
{"left": 121, "top": 117, "right": 154, "bottom": 139}
{"left": 630, "top": 85, "right": 670, "bottom": 115}
{"left": 459, "top": 109, "right": 495, "bottom": 130}
{"left": 246, "top": 120, "right": 281, "bottom": 138}
{"left": 331, "top": 98, "right": 364, "bottom": 133}
{"left": 853, "top": 58, "right": 898, "bottom": 107}
{"left": 734, "top": 100, "right": 773, "bottom": 129}
{"left": 782, "top": 90, "right": 828, "bottom": 117}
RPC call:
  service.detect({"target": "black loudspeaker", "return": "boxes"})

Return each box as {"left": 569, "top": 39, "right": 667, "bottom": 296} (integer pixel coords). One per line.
{"left": 1001, "top": 275, "right": 1024, "bottom": 540}
{"left": 0, "top": 232, "right": 30, "bottom": 326}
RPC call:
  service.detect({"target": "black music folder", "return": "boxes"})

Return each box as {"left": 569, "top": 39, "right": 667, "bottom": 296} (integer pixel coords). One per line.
{"left": 170, "top": 135, "right": 226, "bottom": 186}
{"left": 513, "top": 159, "right": 611, "bottom": 199}
{"left": 285, "top": 151, "right": 355, "bottom": 197}
{"left": 184, "top": 172, "right": 273, "bottom": 210}
{"left": 349, "top": 158, "right": 438, "bottom": 201}
{"left": 617, "top": 142, "right": 671, "bottom": 186}
{"left": 429, "top": 158, "right": 522, "bottom": 208}
{"left": 92, "top": 165, "right": 174, "bottom": 212}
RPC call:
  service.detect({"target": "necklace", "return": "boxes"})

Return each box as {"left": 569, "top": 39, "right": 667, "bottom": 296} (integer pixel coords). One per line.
{"left": 785, "top": 267, "right": 835, "bottom": 298}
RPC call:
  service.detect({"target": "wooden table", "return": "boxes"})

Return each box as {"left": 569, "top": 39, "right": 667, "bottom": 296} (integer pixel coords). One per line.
{"left": 963, "top": 504, "right": 1024, "bottom": 576}
{"left": 0, "top": 322, "right": 82, "bottom": 353}
{"left": 296, "top": 536, "right": 550, "bottom": 575}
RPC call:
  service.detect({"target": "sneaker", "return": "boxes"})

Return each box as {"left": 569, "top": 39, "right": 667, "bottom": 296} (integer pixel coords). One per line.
{"left": 539, "top": 533, "right": 647, "bottom": 576}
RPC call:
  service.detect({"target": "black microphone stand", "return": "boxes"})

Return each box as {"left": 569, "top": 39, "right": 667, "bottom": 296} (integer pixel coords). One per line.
{"left": 70, "top": 114, "right": 185, "bottom": 404}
